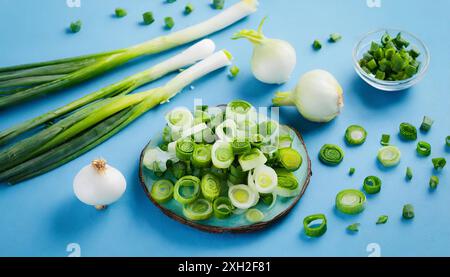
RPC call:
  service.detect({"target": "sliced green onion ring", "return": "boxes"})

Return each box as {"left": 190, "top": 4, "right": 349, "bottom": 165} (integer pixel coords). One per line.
{"left": 377, "top": 146, "right": 401, "bottom": 167}
{"left": 250, "top": 133, "right": 265, "bottom": 148}
{"left": 245, "top": 208, "right": 265, "bottom": 223}
{"left": 191, "top": 144, "right": 212, "bottom": 168}
{"left": 238, "top": 148, "right": 267, "bottom": 171}
{"left": 211, "top": 140, "right": 234, "bottom": 168}
{"left": 231, "top": 137, "right": 251, "bottom": 155}
{"left": 165, "top": 107, "right": 193, "bottom": 133}
{"left": 319, "top": 144, "right": 344, "bottom": 165}
{"left": 226, "top": 99, "right": 257, "bottom": 123}
{"left": 175, "top": 138, "right": 195, "bottom": 161}
{"left": 416, "top": 141, "right": 431, "bottom": 156}
{"left": 200, "top": 173, "right": 221, "bottom": 201}
{"left": 345, "top": 125, "right": 367, "bottom": 145}
{"left": 183, "top": 199, "right": 213, "bottom": 221}
{"left": 278, "top": 148, "right": 302, "bottom": 171}
{"left": 303, "top": 214, "right": 327, "bottom": 237}
{"left": 174, "top": 175, "right": 200, "bottom": 205}
{"left": 363, "top": 176, "right": 382, "bottom": 194}
{"left": 228, "top": 184, "right": 257, "bottom": 209}
{"left": 402, "top": 204, "right": 414, "bottom": 219}
{"left": 213, "top": 197, "right": 234, "bottom": 219}
{"left": 215, "top": 119, "right": 237, "bottom": 142}
{"left": 251, "top": 165, "right": 278, "bottom": 194}
{"left": 274, "top": 168, "right": 299, "bottom": 197}
{"left": 151, "top": 179, "right": 174, "bottom": 203}
{"left": 336, "top": 189, "right": 366, "bottom": 215}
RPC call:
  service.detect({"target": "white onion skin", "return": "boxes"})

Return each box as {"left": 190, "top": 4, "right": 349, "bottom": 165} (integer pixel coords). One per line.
{"left": 73, "top": 163, "right": 126, "bottom": 206}
{"left": 251, "top": 39, "right": 297, "bottom": 84}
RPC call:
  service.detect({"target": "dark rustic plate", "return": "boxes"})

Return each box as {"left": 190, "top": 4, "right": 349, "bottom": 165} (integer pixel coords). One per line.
{"left": 138, "top": 125, "right": 311, "bottom": 233}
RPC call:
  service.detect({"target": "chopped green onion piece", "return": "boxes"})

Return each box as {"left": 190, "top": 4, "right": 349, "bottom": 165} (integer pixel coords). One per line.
{"left": 399, "top": 122, "right": 417, "bottom": 141}
{"left": 229, "top": 65, "right": 240, "bottom": 77}
{"left": 151, "top": 179, "right": 174, "bottom": 203}
{"left": 348, "top": 167, "right": 356, "bottom": 176}
{"left": 225, "top": 99, "right": 256, "bottom": 123}
{"left": 70, "top": 20, "right": 82, "bottom": 33}
{"left": 252, "top": 164, "right": 278, "bottom": 194}
{"left": 164, "top": 17, "right": 175, "bottom": 29}
{"left": 329, "top": 33, "right": 342, "bottom": 42}
{"left": 231, "top": 138, "right": 251, "bottom": 155}
{"left": 347, "top": 223, "right": 360, "bottom": 232}
{"left": 446, "top": 136, "right": 450, "bottom": 147}
{"left": 319, "top": 144, "right": 344, "bottom": 166}
{"left": 420, "top": 116, "right": 434, "bottom": 132}
{"left": 303, "top": 214, "right": 327, "bottom": 237}
{"left": 336, "top": 189, "right": 366, "bottom": 215}
{"left": 115, "top": 8, "right": 127, "bottom": 18}
{"left": 213, "top": 0, "right": 225, "bottom": 10}
{"left": 406, "top": 167, "right": 413, "bottom": 180}
{"left": 174, "top": 175, "right": 200, "bottom": 205}
{"left": 416, "top": 141, "right": 431, "bottom": 156}
{"left": 228, "top": 164, "right": 246, "bottom": 185}
{"left": 211, "top": 141, "right": 234, "bottom": 169}
{"left": 380, "top": 134, "right": 390, "bottom": 146}
{"left": 213, "top": 197, "right": 233, "bottom": 219}
{"left": 250, "top": 133, "right": 264, "bottom": 148}
{"left": 191, "top": 144, "right": 212, "bottom": 168}
{"left": 142, "top": 12, "right": 155, "bottom": 25}
{"left": 228, "top": 184, "right": 258, "bottom": 209}
{"left": 200, "top": 173, "right": 221, "bottom": 201}
{"left": 245, "top": 208, "right": 265, "bottom": 223}
{"left": 312, "top": 40, "right": 322, "bottom": 50}
{"left": 260, "top": 193, "right": 274, "bottom": 205}
{"left": 376, "top": 215, "right": 388, "bottom": 224}
{"left": 175, "top": 138, "right": 195, "bottom": 161}
{"left": 275, "top": 168, "right": 299, "bottom": 197}
{"left": 183, "top": 199, "right": 213, "bottom": 221}
{"left": 238, "top": 148, "right": 267, "bottom": 171}
{"left": 432, "top": 157, "right": 446, "bottom": 170}
{"left": 363, "top": 175, "right": 382, "bottom": 194}
{"left": 184, "top": 3, "right": 194, "bottom": 15}
{"left": 429, "top": 175, "right": 439, "bottom": 189}
{"left": 402, "top": 204, "right": 414, "bottom": 219}
{"left": 377, "top": 146, "right": 401, "bottom": 167}
{"left": 345, "top": 125, "right": 367, "bottom": 145}
{"left": 278, "top": 148, "right": 302, "bottom": 171}
{"left": 170, "top": 162, "right": 186, "bottom": 179}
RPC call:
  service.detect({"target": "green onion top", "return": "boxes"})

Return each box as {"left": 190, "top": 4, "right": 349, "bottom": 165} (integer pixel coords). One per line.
{"left": 336, "top": 189, "right": 366, "bottom": 215}
{"left": 429, "top": 175, "right": 439, "bottom": 189}
{"left": 303, "top": 214, "right": 327, "bottom": 237}
{"left": 402, "top": 204, "right": 414, "bottom": 219}
{"left": 345, "top": 125, "right": 367, "bottom": 145}
{"left": 420, "top": 116, "right": 433, "bottom": 132}
{"left": 319, "top": 144, "right": 344, "bottom": 166}
{"left": 142, "top": 12, "right": 155, "bottom": 25}
{"left": 363, "top": 175, "right": 382, "bottom": 194}
{"left": 432, "top": 157, "right": 446, "bottom": 170}
{"left": 399, "top": 122, "right": 417, "bottom": 141}
{"left": 164, "top": 17, "right": 175, "bottom": 29}
{"left": 115, "top": 8, "right": 127, "bottom": 18}
{"left": 70, "top": 20, "right": 82, "bottom": 33}
{"left": 376, "top": 215, "right": 388, "bottom": 225}
{"left": 347, "top": 223, "right": 360, "bottom": 232}
{"left": 151, "top": 179, "right": 174, "bottom": 203}
{"left": 312, "top": 40, "right": 322, "bottom": 50}
{"left": 174, "top": 175, "right": 200, "bottom": 205}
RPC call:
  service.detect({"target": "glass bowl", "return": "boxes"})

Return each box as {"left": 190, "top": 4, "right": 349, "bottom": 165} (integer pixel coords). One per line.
{"left": 352, "top": 29, "right": 430, "bottom": 91}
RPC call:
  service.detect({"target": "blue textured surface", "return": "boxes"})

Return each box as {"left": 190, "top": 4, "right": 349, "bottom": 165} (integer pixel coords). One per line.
{"left": 0, "top": 0, "right": 449, "bottom": 257}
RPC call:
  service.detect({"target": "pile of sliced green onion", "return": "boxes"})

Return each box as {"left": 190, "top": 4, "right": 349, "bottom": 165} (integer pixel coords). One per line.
{"left": 144, "top": 100, "right": 304, "bottom": 221}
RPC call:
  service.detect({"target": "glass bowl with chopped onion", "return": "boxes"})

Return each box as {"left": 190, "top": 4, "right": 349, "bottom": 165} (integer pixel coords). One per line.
{"left": 352, "top": 29, "right": 429, "bottom": 91}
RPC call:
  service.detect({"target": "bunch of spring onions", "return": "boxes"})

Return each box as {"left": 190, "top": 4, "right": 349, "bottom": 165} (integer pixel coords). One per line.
{"left": 0, "top": 0, "right": 258, "bottom": 109}
{"left": 144, "top": 100, "right": 304, "bottom": 222}
{"left": 0, "top": 47, "right": 232, "bottom": 184}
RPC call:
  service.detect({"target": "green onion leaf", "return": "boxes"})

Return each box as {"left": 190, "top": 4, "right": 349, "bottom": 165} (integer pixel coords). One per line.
{"left": 174, "top": 175, "right": 200, "bottom": 204}
{"left": 303, "top": 214, "right": 327, "bottom": 237}
{"left": 183, "top": 199, "right": 213, "bottom": 221}
{"left": 416, "top": 141, "right": 431, "bottom": 156}
{"left": 142, "top": 12, "right": 155, "bottom": 25}
{"left": 402, "top": 204, "right": 414, "bottom": 219}
{"left": 363, "top": 176, "right": 382, "bottom": 194}
{"left": 336, "top": 189, "right": 366, "bottom": 215}
{"left": 319, "top": 144, "right": 344, "bottom": 166}
{"left": 420, "top": 116, "right": 434, "bottom": 132}
{"left": 399, "top": 122, "right": 417, "bottom": 141}
{"left": 346, "top": 223, "right": 360, "bottom": 232}
{"left": 345, "top": 125, "right": 367, "bottom": 145}
{"left": 432, "top": 157, "right": 446, "bottom": 170}
{"left": 151, "top": 179, "right": 174, "bottom": 203}
{"left": 377, "top": 146, "right": 401, "bottom": 167}
{"left": 376, "top": 215, "right": 388, "bottom": 224}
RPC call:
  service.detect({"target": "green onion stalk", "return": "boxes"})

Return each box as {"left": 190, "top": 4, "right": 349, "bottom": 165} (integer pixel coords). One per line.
{"left": 0, "top": 0, "right": 258, "bottom": 109}
{"left": 0, "top": 50, "right": 232, "bottom": 184}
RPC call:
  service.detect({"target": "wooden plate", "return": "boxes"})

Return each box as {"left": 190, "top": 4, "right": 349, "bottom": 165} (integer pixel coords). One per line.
{"left": 138, "top": 125, "right": 312, "bottom": 233}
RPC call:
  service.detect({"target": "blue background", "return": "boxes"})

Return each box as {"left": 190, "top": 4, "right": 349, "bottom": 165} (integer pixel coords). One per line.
{"left": 0, "top": 0, "right": 449, "bottom": 257}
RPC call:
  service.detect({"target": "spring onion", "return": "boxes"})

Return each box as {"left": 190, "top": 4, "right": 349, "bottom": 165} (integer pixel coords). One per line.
{"left": 416, "top": 141, "right": 431, "bottom": 156}
{"left": 377, "top": 146, "right": 401, "bottom": 167}
{"left": 336, "top": 189, "right": 366, "bottom": 215}
{"left": 274, "top": 168, "right": 299, "bottom": 197}
{"left": 231, "top": 138, "right": 251, "bottom": 154}
{"left": 380, "top": 134, "right": 390, "bottom": 146}
{"left": 349, "top": 167, "right": 355, "bottom": 176}
{"left": 192, "top": 144, "right": 212, "bottom": 168}
{"left": 432, "top": 158, "right": 446, "bottom": 170}
{"left": 0, "top": 0, "right": 258, "bottom": 109}
{"left": 303, "top": 214, "right": 327, "bottom": 237}
{"left": 420, "top": 116, "right": 433, "bottom": 132}
{"left": 151, "top": 179, "right": 174, "bottom": 203}
{"left": 233, "top": 17, "right": 297, "bottom": 84}
{"left": 347, "top": 223, "right": 360, "bottom": 233}
{"left": 446, "top": 136, "right": 450, "bottom": 147}
{"left": 238, "top": 148, "right": 267, "bottom": 171}
{"left": 0, "top": 39, "right": 216, "bottom": 146}
{"left": 406, "top": 167, "right": 413, "bottom": 180}
{"left": 319, "top": 144, "right": 344, "bottom": 166}
{"left": 238, "top": 119, "right": 258, "bottom": 138}
{"left": 164, "top": 17, "right": 175, "bottom": 29}
{"left": 229, "top": 65, "right": 240, "bottom": 77}
{"left": 399, "top": 122, "right": 417, "bottom": 141}
{"left": 200, "top": 173, "right": 221, "bottom": 201}
{"left": 143, "top": 12, "right": 155, "bottom": 25}
{"left": 70, "top": 20, "right": 82, "bottom": 33}
{"left": 245, "top": 208, "right": 265, "bottom": 223}
{"left": 402, "top": 204, "right": 414, "bottom": 219}
{"left": 213, "top": 197, "right": 233, "bottom": 219}
{"left": 250, "top": 165, "right": 278, "bottom": 194}
{"left": 228, "top": 184, "right": 258, "bottom": 209}
{"left": 345, "top": 125, "right": 367, "bottom": 145}
{"left": 115, "top": 8, "right": 127, "bottom": 18}
{"left": 176, "top": 138, "right": 195, "bottom": 161}
{"left": 278, "top": 148, "right": 302, "bottom": 171}
{"left": 174, "top": 176, "right": 200, "bottom": 204}
{"left": 312, "top": 40, "right": 322, "bottom": 50}
{"left": 0, "top": 51, "right": 232, "bottom": 184}
{"left": 183, "top": 199, "right": 213, "bottom": 221}
{"left": 376, "top": 215, "right": 388, "bottom": 224}
{"left": 211, "top": 141, "right": 234, "bottom": 169}
{"left": 329, "top": 33, "right": 342, "bottom": 43}
{"left": 213, "top": 0, "right": 225, "bottom": 9}
{"left": 363, "top": 176, "right": 382, "bottom": 194}
{"left": 184, "top": 4, "right": 194, "bottom": 15}
{"left": 273, "top": 69, "right": 344, "bottom": 123}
